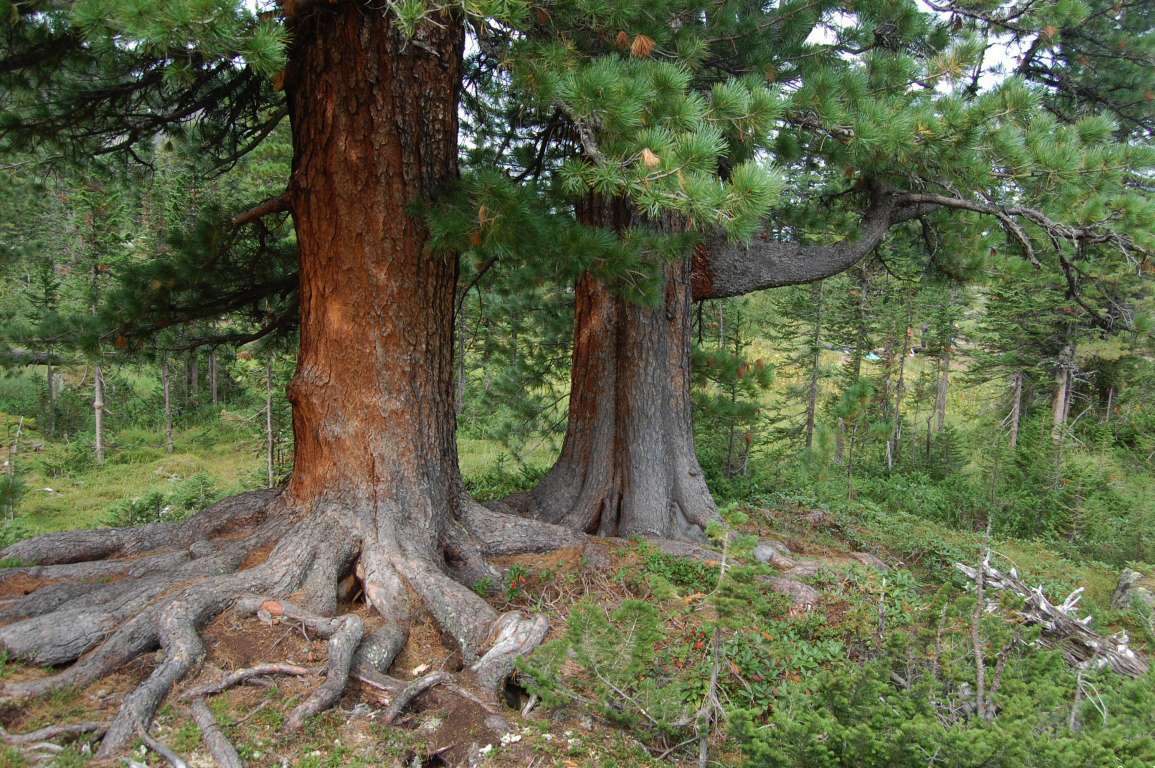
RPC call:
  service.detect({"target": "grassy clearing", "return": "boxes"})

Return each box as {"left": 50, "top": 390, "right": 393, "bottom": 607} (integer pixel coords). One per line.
{"left": 5, "top": 412, "right": 558, "bottom": 535}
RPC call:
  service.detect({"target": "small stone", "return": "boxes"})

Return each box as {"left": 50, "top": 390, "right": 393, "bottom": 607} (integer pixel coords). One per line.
{"left": 485, "top": 715, "right": 513, "bottom": 735}
{"left": 753, "top": 541, "right": 795, "bottom": 568}
{"left": 784, "top": 561, "right": 821, "bottom": 580}
{"left": 850, "top": 552, "right": 890, "bottom": 573}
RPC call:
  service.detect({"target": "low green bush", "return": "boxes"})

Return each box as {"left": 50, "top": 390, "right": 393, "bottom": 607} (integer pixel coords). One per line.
{"left": 102, "top": 472, "right": 222, "bottom": 527}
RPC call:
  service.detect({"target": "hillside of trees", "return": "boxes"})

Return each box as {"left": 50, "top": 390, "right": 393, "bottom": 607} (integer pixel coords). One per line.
{"left": 0, "top": 0, "right": 1153, "bottom": 765}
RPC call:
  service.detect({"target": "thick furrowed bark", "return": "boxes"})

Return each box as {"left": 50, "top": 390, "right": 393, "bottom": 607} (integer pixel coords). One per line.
{"left": 0, "top": 581, "right": 106, "bottom": 622}
{"left": 463, "top": 501, "right": 585, "bottom": 556}
{"left": 529, "top": 258, "right": 717, "bottom": 541}
{"left": 0, "top": 578, "right": 181, "bottom": 665}
{"left": 299, "top": 531, "right": 360, "bottom": 617}
{"left": 442, "top": 516, "right": 504, "bottom": 589}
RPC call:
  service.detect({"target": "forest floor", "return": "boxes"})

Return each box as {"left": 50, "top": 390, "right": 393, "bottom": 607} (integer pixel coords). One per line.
{"left": 0, "top": 488, "right": 1142, "bottom": 768}
{"left": 1, "top": 402, "right": 1151, "bottom": 767}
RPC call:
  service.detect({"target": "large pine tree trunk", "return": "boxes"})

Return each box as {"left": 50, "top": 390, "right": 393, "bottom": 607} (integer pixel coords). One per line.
{"left": 526, "top": 200, "right": 715, "bottom": 540}
{"left": 0, "top": 7, "right": 573, "bottom": 755}
{"left": 280, "top": 3, "right": 501, "bottom": 655}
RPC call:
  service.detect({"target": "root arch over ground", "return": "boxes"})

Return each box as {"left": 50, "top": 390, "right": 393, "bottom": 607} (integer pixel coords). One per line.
{"left": 0, "top": 487, "right": 582, "bottom": 760}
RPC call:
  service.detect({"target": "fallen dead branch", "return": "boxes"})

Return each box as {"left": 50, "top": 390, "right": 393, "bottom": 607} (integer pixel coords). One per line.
{"left": 955, "top": 561, "right": 1148, "bottom": 677}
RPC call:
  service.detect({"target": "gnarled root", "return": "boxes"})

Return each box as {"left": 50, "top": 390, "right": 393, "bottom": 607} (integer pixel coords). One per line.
{"left": 0, "top": 489, "right": 573, "bottom": 760}
{"left": 187, "top": 697, "right": 243, "bottom": 768}
{"left": 234, "top": 596, "right": 365, "bottom": 730}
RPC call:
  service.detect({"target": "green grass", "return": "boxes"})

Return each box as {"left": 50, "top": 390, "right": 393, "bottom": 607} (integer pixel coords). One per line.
{"left": 456, "top": 436, "right": 557, "bottom": 478}
{"left": 5, "top": 411, "right": 560, "bottom": 535}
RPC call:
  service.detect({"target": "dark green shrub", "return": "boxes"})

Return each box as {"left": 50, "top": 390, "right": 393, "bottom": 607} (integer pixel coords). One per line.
{"left": 102, "top": 473, "right": 222, "bottom": 527}
{"left": 463, "top": 459, "right": 545, "bottom": 501}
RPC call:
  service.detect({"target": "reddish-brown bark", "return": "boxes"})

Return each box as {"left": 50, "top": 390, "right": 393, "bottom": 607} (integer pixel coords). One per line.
{"left": 283, "top": 2, "right": 464, "bottom": 551}
{"left": 0, "top": 6, "right": 576, "bottom": 756}
{"left": 527, "top": 199, "right": 716, "bottom": 539}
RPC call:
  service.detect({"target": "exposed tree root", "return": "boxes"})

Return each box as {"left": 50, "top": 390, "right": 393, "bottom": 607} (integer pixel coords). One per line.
{"left": 138, "top": 729, "right": 189, "bottom": 768}
{"left": 382, "top": 672, "right": 451, "bottom": 724}
{"left": 0, "top": 722, "right": 108, "bottom": 746}
{"left": 187, "top": 697, "right": 243, "bottom": 768}
{"left": 234, "top": 596, "right": 365, "bottom": 730}
{"left": 469, "top": 611, "right": 550, "bottom": 700}
{"left": 178, "top": 663, "right": 316, "bottom": 700}
{"left": 0, "top": 488, "right": 573, "bottom": 760}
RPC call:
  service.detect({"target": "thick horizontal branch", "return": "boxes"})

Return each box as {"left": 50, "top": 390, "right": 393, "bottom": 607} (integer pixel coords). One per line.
{"left": 2, "top": 349, "right": 69, "bottom": 367}
{"left": 230, "top": 194, "right": 292, "bottom": 229}
{"left": 695, "top": 185, "right": 1145, "bottom": 312}
{"left": 694, "top": 185, "right": 904, "bottom": 300}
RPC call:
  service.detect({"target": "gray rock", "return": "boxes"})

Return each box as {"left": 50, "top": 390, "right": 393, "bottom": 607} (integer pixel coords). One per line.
{"left": 1112, "top": 568, "right": 1155, "bottom": 612}
{"left": 753, "top": 540, "right": 795, "bottom": 568}
{"left": 850, "top": 552, "right": 890, "bottom": 573}
{"left": 760, "top": 576, "right": 821, "bottom": 607}
{"left": 784, "top": 561, "right": 822, "bottom": 580}
{"left": 798, "top": 510, "right": 830, "bottom": 526}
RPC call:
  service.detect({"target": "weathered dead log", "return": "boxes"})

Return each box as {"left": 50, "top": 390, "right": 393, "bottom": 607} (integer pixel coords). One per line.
{"left": 955, "top": 561, "right": 1148, "bottom": 678}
